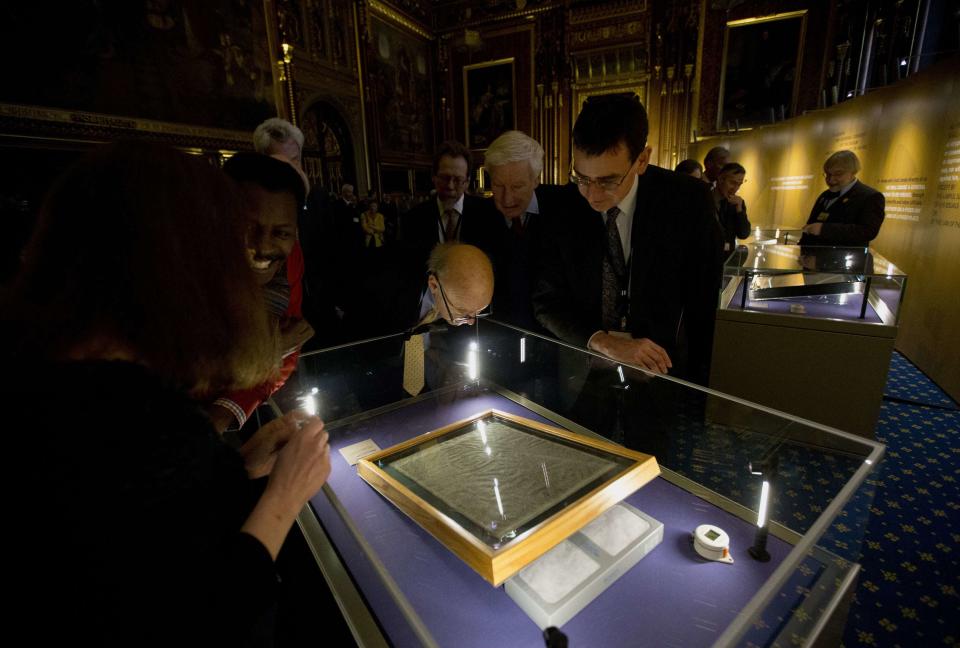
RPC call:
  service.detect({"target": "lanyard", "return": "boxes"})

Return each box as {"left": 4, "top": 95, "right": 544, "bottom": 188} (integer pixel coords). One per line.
{"left": 437, "top": 210, "right": 462, "bottom": 242}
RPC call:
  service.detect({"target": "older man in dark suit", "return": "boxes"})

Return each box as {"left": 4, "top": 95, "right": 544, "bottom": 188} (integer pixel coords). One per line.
{"left": 533, "top": 94, "right": 721, "bottom": 384}
{"left": 800, "top": 150, "right": 885, "bottom": 247}
{"left": 484, "top": 130, "right": 568, "bottom": 331}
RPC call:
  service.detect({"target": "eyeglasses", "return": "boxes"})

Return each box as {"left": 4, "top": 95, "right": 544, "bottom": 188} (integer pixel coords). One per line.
{"left": 434, "top": 274, "right": 491, "bottom": 325}
{"left": 823, "top": 170, "right": 851, "bottom": 179}
{"left": 569, "top": 156, "right": 638, "bottom": 193}
{"left": 436, "top": 174, "right": 468, "bottom": 188}
{"left": 720, "top": 176, "right": 747, "bottom": 187}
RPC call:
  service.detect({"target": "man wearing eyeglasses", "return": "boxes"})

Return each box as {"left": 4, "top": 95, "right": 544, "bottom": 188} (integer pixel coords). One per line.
{"left": 799, "top": 150, "right": 884, "bottom": 247}
{"left": 399, "top": 242, "right": 493, "bottom": 396}
{"left": 713, "top": 162, "right": 752, "bottom": 259}
{"left": 533, "top": 94, "right": 721, "bottom": 384}
{"left": 401, "top": 140, "right": 501, "bottom": 278}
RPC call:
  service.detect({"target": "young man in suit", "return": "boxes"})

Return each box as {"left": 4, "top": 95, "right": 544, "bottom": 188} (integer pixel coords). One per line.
{"left": 400, "top": 140, "right": 500, "bottom": 277}
{"left": 800, "top": 150, "right": 885, "bottom": 246}
{"left": 533, "top": 94, "right": 721, "bottom": 384}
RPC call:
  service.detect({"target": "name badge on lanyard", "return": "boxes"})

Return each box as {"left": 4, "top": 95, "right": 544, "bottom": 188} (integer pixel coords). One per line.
{"left": 817, "top": 211, "right": 830, "bottom": 222}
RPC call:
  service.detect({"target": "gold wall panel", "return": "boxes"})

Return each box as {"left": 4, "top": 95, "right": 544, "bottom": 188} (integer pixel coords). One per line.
{"left": 691, "top": 60, "right": 960, "bottom": 400}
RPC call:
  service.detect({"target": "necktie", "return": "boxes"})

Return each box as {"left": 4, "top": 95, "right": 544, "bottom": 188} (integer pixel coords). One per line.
{"left": 602, "top": 207, "right": 627, "bottom": 331}
{"left": 824, "top": 191, "right": 840, "bottom": 211}
{"left": 511, "top": 215, "right": 524, "bottom": 238}
{"left": 402, "top": 333, "right": 425, "bottom": 396}
{"left": 402, "top": 307, "right": 436, "bottom": 396}
{"left": 443, "top": 208, "right": 460, "bottom": 242}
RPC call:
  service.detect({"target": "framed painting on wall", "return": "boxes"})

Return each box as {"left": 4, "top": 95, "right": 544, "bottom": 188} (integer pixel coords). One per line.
{"left": 367, "top": 13, "right": 434, "bottom": 159}
{"left": 0, "top": 1, "right": 279, "bottom": 146}
{"left": 463, "top": 58, "right": 516, "bottom": 150}
{"left": 357, "top": 409, "right": 660, "bottom": 586}
{"left": 718, "top": 11, "right": 807, "bottom": 130}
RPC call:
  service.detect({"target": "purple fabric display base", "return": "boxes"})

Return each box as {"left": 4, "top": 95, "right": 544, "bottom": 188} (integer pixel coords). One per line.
{"left": 310, "top": 390, "right": 791, "bottom": 647}
{"left": 728, "top": 281, "right": 884, "bottom": 323}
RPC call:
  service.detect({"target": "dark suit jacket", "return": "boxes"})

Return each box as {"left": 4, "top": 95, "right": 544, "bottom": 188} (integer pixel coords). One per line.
{"left": 400, "top": 193, "right": 502, "bottom": 278}
{"left": 532, "top": 166, "right": 722, "bottom": 383}
{"left": 798, "top": 180, "right": 885, "bottom": 246}
{"left": 488, "top": 184, "right": 566, "bottom": 331}
{"left": 716, "top": 196, "right": 751, "bottom": 260}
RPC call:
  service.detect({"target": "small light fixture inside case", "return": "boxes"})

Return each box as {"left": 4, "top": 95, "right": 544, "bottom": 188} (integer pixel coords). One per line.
{"left": 693, "top": 524, "right": 734, "bottom": 564}
{"left": 467, "top": 341, "right": 479, "bottom": 380}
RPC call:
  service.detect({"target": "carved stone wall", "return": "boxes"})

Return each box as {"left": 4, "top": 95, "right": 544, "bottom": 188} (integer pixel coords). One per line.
{"left": 273, "top": 0, "right": 368, "bottom": 193}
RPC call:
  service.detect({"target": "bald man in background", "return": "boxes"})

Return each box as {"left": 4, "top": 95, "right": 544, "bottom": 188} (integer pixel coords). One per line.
{"left": 702, "top": 146, "right": 730, "bottom": 186}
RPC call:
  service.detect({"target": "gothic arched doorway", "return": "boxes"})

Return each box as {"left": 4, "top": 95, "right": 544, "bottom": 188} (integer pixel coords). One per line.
{"left": 300, "top": 101, "right": 356, "bottom": 194}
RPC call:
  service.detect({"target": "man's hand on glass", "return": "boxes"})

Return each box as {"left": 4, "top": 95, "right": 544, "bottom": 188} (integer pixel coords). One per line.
{"left": 589, "top": 332, "right": 672, "bottom": 374}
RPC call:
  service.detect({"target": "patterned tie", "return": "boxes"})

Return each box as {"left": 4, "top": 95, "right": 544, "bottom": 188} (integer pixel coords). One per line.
{"left": 443, "top": 208, "right": 460, "bottom": 242}
{"left": 402, "top": 306, "right": 437, "bottom": 396}
{"left": 602, "top": 207, "right": 627, "bottom": 331}
{"left": 402, "top": 333, "right": 425, "bottom": 396}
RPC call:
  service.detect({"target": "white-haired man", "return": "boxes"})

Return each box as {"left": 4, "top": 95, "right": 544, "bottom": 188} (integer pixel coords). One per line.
{"left": 253, "top": 118, "right": 304, "bottom": 169}
{"left": 484, "top": 130, "right": 560, "bottom": 329}
{"left": 799, "top": 150, "right": 884, "bottom": 246}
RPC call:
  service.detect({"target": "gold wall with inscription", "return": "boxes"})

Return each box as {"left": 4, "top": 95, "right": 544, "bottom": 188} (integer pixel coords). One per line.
{"left": 692, "top": 59, "right": 960, "bottom": 400}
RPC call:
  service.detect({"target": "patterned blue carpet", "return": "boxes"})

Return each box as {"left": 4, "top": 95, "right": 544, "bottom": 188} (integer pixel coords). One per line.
{"left": 840, "top": 352, "right": 959, "bottom": 647}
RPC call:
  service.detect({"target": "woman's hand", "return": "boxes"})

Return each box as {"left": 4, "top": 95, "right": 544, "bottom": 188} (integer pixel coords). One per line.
{"left": 240, "top": 410, "right": 309, "bottom": 479}
{"left": 241, "top": 415, "right": 331, "bottom": 559}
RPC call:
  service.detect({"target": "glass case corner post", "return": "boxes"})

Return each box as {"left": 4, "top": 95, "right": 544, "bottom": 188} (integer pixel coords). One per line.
{"left": 741, "top": 270, "right": 752, "bottom": 310}
{"left": 748, "top": 452, "right": 779, "bottom": 562}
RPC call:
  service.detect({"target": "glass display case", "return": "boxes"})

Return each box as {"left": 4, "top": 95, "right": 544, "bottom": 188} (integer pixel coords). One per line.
{"left": 720, "top": 243, "right": 906, "bottom": 325}
{"left": 713, "top": 243, "right": 905, "bottom": 437}
{"left": 273, "top": 320, "right": 883, "bottom": 648}
{"left": 741, "top": 225, "right": 804, "bottom": 246}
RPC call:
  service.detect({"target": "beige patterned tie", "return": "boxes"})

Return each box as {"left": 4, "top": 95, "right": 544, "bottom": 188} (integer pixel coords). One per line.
{"left": 402, "top": 333, "right": 425, "bottom": 396}
{"left": 402, "top": 307, "right": 437, "bottom": 396}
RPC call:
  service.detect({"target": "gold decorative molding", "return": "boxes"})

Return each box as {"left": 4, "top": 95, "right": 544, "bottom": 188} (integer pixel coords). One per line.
{"left": 571, "top": 19, "right": 648, "bottom": 48}
{"left": 434, "top": 5, "right": 557, "bottom": 33}
{"left": 726, "top": 9, "right": 808, "bottom": 28}
{"left": 570, "top": 0, "right": 648, "bottom": 25}
{"left": 0, "top": 103, "right": 252, "bottom": 145}
{"left": 369, "top": 0, "right": 433, "bottom": 40}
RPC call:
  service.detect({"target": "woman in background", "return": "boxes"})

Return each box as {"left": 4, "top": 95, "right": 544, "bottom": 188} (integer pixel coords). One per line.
{"left": 361, "top": 199, "right": 386, "bottom": 248}
{"left": 3, "top": 143, "right": 330, "bottom": 646}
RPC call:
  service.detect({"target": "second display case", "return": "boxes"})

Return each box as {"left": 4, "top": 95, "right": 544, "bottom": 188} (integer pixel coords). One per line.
{"left": 712, "top": 242, "right": 906, "bottom": 437}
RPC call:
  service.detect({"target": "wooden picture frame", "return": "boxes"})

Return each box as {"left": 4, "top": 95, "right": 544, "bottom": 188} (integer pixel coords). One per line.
{"left": 463, "top": 58, "right": 517, "bottom": 150}
{"left": 358, "top": 409, "right": 660, "bottom": 585}
{"left": 0, "top": 1, "right": 281, "bottom": 150}
{"left": 717, "top": 10, "right": 807, "bottom": 130}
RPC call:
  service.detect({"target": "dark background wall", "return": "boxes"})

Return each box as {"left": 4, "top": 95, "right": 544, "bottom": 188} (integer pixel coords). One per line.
{"left": 0, "top": 0, "right": 956, "bottom": 387}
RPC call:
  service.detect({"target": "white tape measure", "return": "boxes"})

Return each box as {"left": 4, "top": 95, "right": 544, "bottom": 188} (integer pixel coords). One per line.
{"left": 693, "top": 524, "right": 734, "bottom": 564}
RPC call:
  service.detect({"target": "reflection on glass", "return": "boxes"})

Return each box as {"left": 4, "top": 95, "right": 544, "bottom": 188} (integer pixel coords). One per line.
{"left": 378, "top": 414, "right": 634, "bottom": 547}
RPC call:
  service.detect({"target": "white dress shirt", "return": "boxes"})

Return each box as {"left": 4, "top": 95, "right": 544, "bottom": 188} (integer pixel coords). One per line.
{"left": 597, "top": 173, "right": 639, "bottom": 263}
{"left": 503, "top": 191, "right": 539, "bottom": 228}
